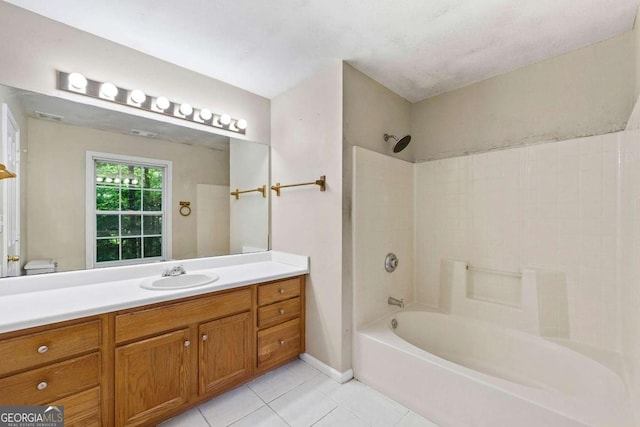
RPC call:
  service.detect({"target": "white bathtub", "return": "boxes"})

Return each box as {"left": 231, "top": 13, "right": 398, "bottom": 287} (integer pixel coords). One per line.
{"left": 354, "top": 309, "right": 634, "bottom": 427}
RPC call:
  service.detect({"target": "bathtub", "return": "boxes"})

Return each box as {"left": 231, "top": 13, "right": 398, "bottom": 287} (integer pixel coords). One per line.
{"left": 354, "top": 309, "right": 634, "bottom": 427}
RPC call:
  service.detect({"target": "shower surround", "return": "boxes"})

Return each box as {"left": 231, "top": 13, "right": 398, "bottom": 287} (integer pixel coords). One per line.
{"left": 352, "top": 129, "right": 638, "bottom": 424}
{"left": 415, "top": 133, "right": 619, "bottom": 349}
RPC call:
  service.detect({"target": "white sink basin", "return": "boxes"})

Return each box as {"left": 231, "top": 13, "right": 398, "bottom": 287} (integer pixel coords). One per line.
{"left": 140, "top": 273, "right": 219, "bottom": 290}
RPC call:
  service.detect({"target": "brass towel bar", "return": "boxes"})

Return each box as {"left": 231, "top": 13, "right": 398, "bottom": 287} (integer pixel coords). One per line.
{"left": 271, "top": 175, "right": 326, "bottom": 197}
{"left": 230, "top": 185, "right": 267, "bottom": 200}
{"left": 0, "top": 164, "right": 16, "bottom": 180}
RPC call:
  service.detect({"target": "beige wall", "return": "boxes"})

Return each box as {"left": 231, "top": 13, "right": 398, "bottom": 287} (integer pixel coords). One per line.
{"left": 0, "top": 2, "right": 270, "bottom": 145}
{"left": 229, "top": 139, "right": 269, "bottom": 253}
{"left": 196, "top": 184, "right": 230, "bottom": 257}
{"left": 27, "top": 118, "right": 228, "bottom": 272}
{"left": 412, "top": 32, "right": 634, "bottom": 161}
{"left": 343, "top": 64, "right": 412, "bottom": 162}
{"left": 271, "top": 62, "right": 348, "bottom": 372}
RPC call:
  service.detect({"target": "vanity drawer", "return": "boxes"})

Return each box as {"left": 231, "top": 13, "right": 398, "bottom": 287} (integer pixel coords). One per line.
{"left": 0, "top": 352, "right": 100, "bottom": 405}
{"left": 257, "top": 278, "right": 301, "bottom": 306}
{"left": 47, "top": 386, "right": 101, "bottom": 427}
{"left": 0, "top": 320, "right": 101, "bottom": 376}
{"left": 258, "top": 297, "right": 301, "bottom": 329}
{"left": 116, "top": 287, "right": 252, "bottom": 343}
{"left": 257, "top": 318, "right": 300, "bottom": 371}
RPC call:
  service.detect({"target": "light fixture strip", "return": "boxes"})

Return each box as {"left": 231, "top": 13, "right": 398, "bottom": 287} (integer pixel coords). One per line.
{"left": 57, "top": 71, "right": 247, "bottom": 135}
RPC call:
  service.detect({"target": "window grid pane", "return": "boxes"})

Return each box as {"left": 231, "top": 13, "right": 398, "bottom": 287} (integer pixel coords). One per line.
{"left": 94, "top": 159, "right": 165, "bottom": 265}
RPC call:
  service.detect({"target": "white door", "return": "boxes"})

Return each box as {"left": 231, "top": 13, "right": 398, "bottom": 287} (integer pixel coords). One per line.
{"left": 1, "top": 104, "right": 20, "bottom": 277}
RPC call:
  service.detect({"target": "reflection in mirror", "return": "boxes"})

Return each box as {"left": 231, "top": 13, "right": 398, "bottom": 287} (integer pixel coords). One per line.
{"left": 0, "top": 84, "right": 269, "bottom": 276}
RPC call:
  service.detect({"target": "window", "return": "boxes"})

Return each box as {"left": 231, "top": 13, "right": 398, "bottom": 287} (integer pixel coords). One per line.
{"left": 86, "top": 152, "right": 172, "bottom": 267}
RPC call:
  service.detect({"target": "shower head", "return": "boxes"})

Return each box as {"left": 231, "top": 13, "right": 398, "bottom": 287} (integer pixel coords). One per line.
{"left": 384, "top": 134, "right": 411, "bottom": 153}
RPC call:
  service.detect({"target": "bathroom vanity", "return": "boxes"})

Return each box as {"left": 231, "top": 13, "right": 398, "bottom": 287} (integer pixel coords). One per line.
{"left": 0, "top": 252, "right": 307, "bottom": 426}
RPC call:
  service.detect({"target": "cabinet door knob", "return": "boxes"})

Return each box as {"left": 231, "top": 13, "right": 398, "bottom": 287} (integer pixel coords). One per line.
{"left": 37, "top": 382, "right": 48, "bottom": 391}
{"left": 202, "top": 335, "right": 208, "bottom": 341}
{"left": 37, "top": 345, "right": 48, "bottom": 354}
{"left": 184, "top": 340, "right": 191, "bottom": 347}
{"left": 279, "top": 288, "right": 285, "bottom": 294}
{"left": 279, "top": 340, "right": 285, "bottom": 346}
{"left": 279, "top": 309, "right": 285, "bottom": 315}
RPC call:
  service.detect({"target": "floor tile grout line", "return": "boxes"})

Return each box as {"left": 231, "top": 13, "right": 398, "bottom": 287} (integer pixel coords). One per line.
{"left": 343, "top": 402, "right": 377, "bottom": 426}
{"left": 196, "top": 406, "right": 213, "bottom": 427}
{"left": 223, "top": 404, "right": 274, "bottom": 427}
{"left": 316, "top": 403, "right": 376, "bottom": 427}
{"left": 309, "top": 406, "right": 341, "bottom": 426}
{"left": 246, "top": 382, "right": 271, "bottom": 406}
{"left": 392, "top": 408, "right": 412, "bottom": 427}
{"left": 247, "top": 365, "right": 324, "bottom": 404}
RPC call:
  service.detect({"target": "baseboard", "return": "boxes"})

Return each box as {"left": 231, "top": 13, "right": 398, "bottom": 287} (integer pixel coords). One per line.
{"left": 300, "top": 353, "right": 354, "bottom": 384}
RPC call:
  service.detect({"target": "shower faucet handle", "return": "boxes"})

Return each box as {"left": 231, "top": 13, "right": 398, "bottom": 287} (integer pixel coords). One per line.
{"left": 385, "top": 253, "right": 399, "bottom": 272}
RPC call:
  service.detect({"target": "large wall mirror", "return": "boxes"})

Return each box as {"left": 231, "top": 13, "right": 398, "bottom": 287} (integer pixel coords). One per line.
{"left": 0, "top": 84, "right": 269, "bottom": 276}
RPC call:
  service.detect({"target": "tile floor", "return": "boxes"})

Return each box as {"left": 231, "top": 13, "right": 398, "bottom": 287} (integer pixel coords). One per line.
{"left": 159, "top": 359, "right": 439, "bottom": 427}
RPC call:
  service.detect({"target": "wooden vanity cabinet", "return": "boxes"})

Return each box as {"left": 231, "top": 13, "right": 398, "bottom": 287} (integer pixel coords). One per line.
{"left": 199, "top": 311, "right": 252, "bottom": 395}
{"left": 114, "top": 328, "right": 192, "bottom": 427}
{"left": 0, "top": 274, "right": 305, "bottom": 427}
{"left": 113, "top": 287, "right": 255, "bottom": 427}
{"left": 256, "top": 276, "right": 306, "bottom": 372}
{"left": 0, "top": 316, "right": 106, "bottom": 427}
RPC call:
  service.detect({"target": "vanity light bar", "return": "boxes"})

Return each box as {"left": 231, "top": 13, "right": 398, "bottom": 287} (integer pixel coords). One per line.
{"left": 57, "top": 71, "right": 247, "bottom": 135}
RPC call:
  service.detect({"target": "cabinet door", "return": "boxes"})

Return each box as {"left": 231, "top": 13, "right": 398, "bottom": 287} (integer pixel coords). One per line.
{"left": 199, "top": 311, "right": 252, "bottom": 395}
{"left": 115, "top": 329, "right": 191, "bottom": 427}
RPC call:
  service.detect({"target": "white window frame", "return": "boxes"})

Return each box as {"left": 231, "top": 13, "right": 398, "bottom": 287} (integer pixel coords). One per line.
{"left": 85, "top": 151, "right": 172, "bottom": 268}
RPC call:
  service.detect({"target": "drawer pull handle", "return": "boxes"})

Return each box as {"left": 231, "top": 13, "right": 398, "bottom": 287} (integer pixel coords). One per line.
{"left": 279, "top": 309, "right": 285, "bottom": 315}
{"left": 37, "top": 382, "right": 48, "bottom": 391}
{"left": 279, "top": 340, "right": 285, "bottom": 346}
{"left": 202, "top": 334, "right": 208, "bottom": 341}
{"left": 279, "top": 288, "right": 285, "bottom": 294}
{"left": 184, "top": 340, "right": 191, "bottom": 347}
{"left": 37, "top": 345, "right": 48, "bottom": 354}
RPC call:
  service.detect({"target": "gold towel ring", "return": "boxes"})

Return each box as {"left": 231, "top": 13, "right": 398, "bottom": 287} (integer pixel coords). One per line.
{"left": 179, "top": 201, "right": 191, "bottom": 217}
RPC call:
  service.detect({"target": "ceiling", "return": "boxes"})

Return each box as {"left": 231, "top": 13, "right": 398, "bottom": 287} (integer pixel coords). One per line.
{"left": 5, "top": 0, "right": 639, "bottom": 102}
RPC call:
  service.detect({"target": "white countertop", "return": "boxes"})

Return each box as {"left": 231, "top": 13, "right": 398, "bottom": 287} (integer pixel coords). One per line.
{"left": 0, "top": 251, "right": 309, "bottom": 334}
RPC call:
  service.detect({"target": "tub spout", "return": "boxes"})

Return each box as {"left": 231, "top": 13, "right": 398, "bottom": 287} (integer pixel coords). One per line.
{"left": 388, "top": 296, "right": 404, "bottom": 308}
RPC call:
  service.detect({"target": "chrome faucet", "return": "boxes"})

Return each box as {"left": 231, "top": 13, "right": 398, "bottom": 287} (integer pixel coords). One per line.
{"left": 388, "top": 296, "right": 404, "bottom": 308}
{"left": 162, "top": 265, "right": 187, "bottom": 277}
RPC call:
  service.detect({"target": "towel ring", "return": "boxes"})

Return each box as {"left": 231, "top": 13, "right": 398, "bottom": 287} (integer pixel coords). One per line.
{"left": 179, "top": 201, "right": 191, "bottom": 217}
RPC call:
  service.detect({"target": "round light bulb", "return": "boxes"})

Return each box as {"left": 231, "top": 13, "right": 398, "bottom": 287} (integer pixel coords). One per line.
{"left": 236, "top": 119, "right": 248, "bottom": 130}
{"left": 131, "top": 179, "right": 139, "bottom": 185}
{"left": 199, "top": 108, "right": 212, "bottom": 121}
{"left": 100, "top": 82, "right": 118, "bottom": 98}
{"left": 156, "top": 96, "right": 170, "bottom": 110}
{"left": 131, "top": 89, "right": 146, "bottom": 104}
{"left": 179, "top": 103, "right": 193, "bottom": 116}
{"left": 114, "top": 178, "right": 121, "bottom": 184}
{"left": 220, "top": 114, "right": 231, "bottom": 125}
{"left": 105, "top": 177, "right": 113, "bottom": 183}
{"left": 68, "top": 72, "right": 88, "bottom": 90}
{"left": 96, "top": 177, "right": 104, "bottom": 183}
{"left": 123, "top": 178, "right": 130, "bottom": 185}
